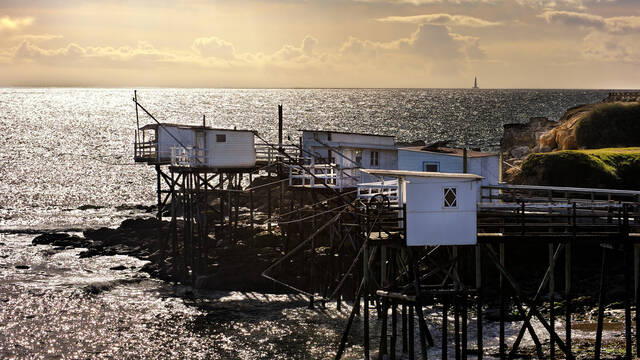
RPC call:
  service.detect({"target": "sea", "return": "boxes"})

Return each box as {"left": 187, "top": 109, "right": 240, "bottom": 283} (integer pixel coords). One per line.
{"left": 0, "top": 88, "right": 611, "bottom": 358}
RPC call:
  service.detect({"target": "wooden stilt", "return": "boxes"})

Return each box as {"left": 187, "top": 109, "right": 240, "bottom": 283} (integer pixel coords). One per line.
{"left": 442, "top": 299, "right": 448, "bottom": 360}
{"left": 409, "top": 304, "right": 415, "bottom": 360}
{"left": 364, "top": 242, "right": 370, "bottom": 360}
{"left": 565, "top": 241, "right": 572, "bottom": 358}
{"left": 379, "top": 297, "right": 389, "bottom": 358}
{"left": 594, "top": 246, "right": 607, "bottom": 360}
{"left": 402, "top": 303, "right": 408, "bottom": 354}
{"left": 454, "top": 295, "right": 460, "bottom": 360}
{"left": 476, "top": 244, "right": 483, "bottom": 359}
{"left": 635, "top": 243, "right": 639, "bottom": 357}
{"left": 624, "top": 238, "right": 632, "bottom": 360}
{"left": 462, "top": 293, "right": 468, "bottom": 359}
{"left": 391, "top": 300, "right": 398, "bottom": 360}
{"left": 267, "top": 181, "right": 272, "bottom": 234}
{"left": 549, "top": 242, "right": 556, "bottom": 360}
{"left": 499, "top": 242, "right": 506, "bottom": 360}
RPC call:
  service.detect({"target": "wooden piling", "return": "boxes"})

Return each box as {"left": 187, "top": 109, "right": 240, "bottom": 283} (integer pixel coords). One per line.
{"left": 364, "top": 242, "right": 370, "bottom": 360}
{"left": 409, "top": 304, "right": 415, "bottom": 360}
{"left": 594, "top": 246, "right": 607, "bottom": 360}
{"left": 549, "top": 242, "right": 556, "bottom": 360}
{"left": 635, "top": 243, "right": 640, "bottom": 357}
{"left": 565, "top": 241, "right": 572, "bottom": 356}
{"left": 499, "top": 242, "right": 506, "bottom": 359}
{"left": 476, "top": 244, "right": 483, "bottom": 359}
{"left": 402, "top": 303, "right": 408, "bottom": 354}
{"left": 454, "top": 295, "right": 460, "bottom": 360}
{"left": 461, "top": 293, "right": 468, "bottom": 359}
{"left": 442, "top": 298, "right": 448, "bottom": 360}
{"left": 379, "top": 297, "right": 389, "bottom": 358}
{"left": 391, "top": 300, "right": 398, "bottom": 360}
{"left": 624, "top": 239, "right": 632, "bottom": 359}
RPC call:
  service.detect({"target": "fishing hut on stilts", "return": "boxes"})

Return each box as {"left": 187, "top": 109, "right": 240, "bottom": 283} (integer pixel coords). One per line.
{"left": 334, "top": 169, "right": 640, "bottom": 360}
{"left": 130, "top": 91, "right": 640, "bottom": 359}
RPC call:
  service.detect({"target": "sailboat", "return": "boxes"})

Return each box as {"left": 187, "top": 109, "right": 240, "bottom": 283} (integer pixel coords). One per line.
{"left": 473, "top": 76, "right": 479, "bottom": 89}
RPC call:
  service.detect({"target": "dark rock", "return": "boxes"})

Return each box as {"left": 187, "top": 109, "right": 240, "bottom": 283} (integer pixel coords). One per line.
{"left": 83, "top": 227, "right": 113, "bottom": 242}
{"left": 110, "top": 265, "right": 127, "bottom": 271}
{"left": 84, "top": 282, "right": 115, "bottom": 295}
{"left": 77, "top": 204, "right": 104, "bottom": 210}
{"left": 32, "top": 233, "right": 70, "bottom": 245}
{"left": 51, "top": 235, "right": 84, "bottom": 247}
{"left": 15, "top": 265, "right": 29, "bottom": 269}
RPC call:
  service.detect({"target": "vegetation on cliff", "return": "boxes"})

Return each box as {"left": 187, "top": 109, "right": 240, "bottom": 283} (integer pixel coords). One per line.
{"left": 575, "top": 103, "right": 640, "bottom": 149}
{"left": 517, "top": 148, "right": 640, "bottom": 189}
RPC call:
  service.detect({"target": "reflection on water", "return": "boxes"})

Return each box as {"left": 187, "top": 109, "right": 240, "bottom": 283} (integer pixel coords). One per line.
{"left": 0, "top": 234, "right": 369, "bottom": 359}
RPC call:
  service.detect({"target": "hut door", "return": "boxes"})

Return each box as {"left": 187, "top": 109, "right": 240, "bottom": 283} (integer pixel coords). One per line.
{"left": 195, "top": 131, "right": 206, "bottom": 164}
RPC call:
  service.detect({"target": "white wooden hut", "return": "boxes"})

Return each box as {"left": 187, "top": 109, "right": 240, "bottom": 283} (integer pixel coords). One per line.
{"left": 361, "top": 169, "right": 482, "bottom": 246}
{"left": 292, "top": 130, "right": 398, "bottom": 189}
{"left": 398, "top": 146, "right": 500, "bottom": 186}
{"left": 134, "top": 123, "right": 256, "bottom": 169}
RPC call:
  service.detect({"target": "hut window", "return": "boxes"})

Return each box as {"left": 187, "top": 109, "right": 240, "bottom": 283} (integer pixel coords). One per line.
{"left": 327, "top": 132, "right": 332, "bottom": 141}
{"left": 216, "top": 134, "right": 226, "bottom": 143}
{"left": 370, "top": 151, "right": 379, "bottom": 167}
{"left": 355, "top": 150, "right": 363, "bottom": 165}
{"left": 443, "top": 187, "right": 457, "bottom": 208}
{"left": 424, "top": 162, "right": 439, "bottom": 172}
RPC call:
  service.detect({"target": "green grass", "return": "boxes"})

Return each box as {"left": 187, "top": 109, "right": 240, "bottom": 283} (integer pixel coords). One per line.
{"left": 519, "top": 148, "right": 640, "bottom": 189}
{"left": 575, "top": 103, "right": 640, "bottom": 149}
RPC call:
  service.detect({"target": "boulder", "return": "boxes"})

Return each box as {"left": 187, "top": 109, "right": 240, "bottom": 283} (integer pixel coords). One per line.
{"left": 509, "top": 146, "right": 530, "bottom": 159}
{"left": 32, "top": 233, "right": 71, "bottom": 245}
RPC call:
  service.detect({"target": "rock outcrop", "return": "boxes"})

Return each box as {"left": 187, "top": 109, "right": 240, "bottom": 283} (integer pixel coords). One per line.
{"left": 501, "top": 117, "right": 557, "bottom": 160}
{"left": 535, "top": 103, "right": 599, "bottom": 152}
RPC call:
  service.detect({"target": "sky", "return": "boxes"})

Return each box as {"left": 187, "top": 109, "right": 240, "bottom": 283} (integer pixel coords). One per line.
{"left": 0, "top": 0, "right": 639, "bottom": 88}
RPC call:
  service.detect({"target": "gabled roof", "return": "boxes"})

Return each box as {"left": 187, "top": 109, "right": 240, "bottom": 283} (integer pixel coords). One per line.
{"left": 362, "top": 169, "right": 483, "bottom": 180}
{"left": 399, "top": 146, "right": 497, "bottom": 158}
{"left": 140, "top": 123, "right": 255, "bottom": 133}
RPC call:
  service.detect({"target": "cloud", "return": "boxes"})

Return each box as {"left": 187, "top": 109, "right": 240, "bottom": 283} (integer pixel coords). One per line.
{"left": 339, "top": 24, "right": 484, "bottom": 62}
{"left": 540, "top": 10, "right": 640, "bottom": 34}
{"left": 356, "top": 0, "right": 611, "bottom": 8}
{"left": 301, "top": 35, "right": 318, "bottom": 56}
{"left": 539, "top": 10, "right": 605, "bottom": 28}
{"left": 191, "top": 36, "right": 236, "bottom": 60}
{"left": 0, "top": 15, "right": 34, "bottom": 32}
{"left": 12, "top": 34, "right": 62, "bottom": 42}
{"left": 12, "top": 40, "right": 186, "bottom": 67}
{"left": 354, "top": 0, "right": 500, "bottom": 4}
{"left": 378, "top": 13, "right": 500, "bottom": 27}
{"left": 583, "top": 31, "right": 640, "bottom": 62}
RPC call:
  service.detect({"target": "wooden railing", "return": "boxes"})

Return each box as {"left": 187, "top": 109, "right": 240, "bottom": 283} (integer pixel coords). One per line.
{"left": 255, "top": 144, "right": 300, "bottom": 164}
{"left": 288, "top": 160, "right": 342, "bottom": 189}
{"left": 477, "top": 202, "right": 639, "bottom": 238}
{"left": 481, "top": 184, "right": 640, "bottom": 205}
{"left": 133, "top": 140, "right": 157, "bottom": 162}
{"left": 357, "top": 179, "right": 399, "bottom": 203}
{"left": 170, "top": 146, "right": 208, "bottom": 167}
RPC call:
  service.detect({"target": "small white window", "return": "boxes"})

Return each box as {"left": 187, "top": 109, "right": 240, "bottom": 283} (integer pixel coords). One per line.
{"left": 216, "top": 134, "right": 226, "bottom": 143}
{"left": 370, "top": 151, "right": 379, "bottom": 168}
{"left": 443, "top": 187, "right": 457, "bottom": 208}
{"left": 424, "top": 162, "right": 439, "bottom": 172}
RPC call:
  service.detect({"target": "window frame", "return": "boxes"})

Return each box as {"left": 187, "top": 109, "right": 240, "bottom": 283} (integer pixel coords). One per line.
{"left": 370, "top": 151, "right": 379, "bottom": 168}
{"left": 216, "top": 134, "right": 227, "bottom": 143}
{"left": 443, "top": 186, "right": 458, "bottom": 209}
{"left": 423, "top": 161, "right": 440, "bottom": 172}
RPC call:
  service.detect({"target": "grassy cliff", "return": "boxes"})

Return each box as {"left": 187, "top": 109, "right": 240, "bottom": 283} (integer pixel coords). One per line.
{"left": 575, "top": 103, "right": 640, "bottom": 149}
{"left": 518, "top": 148, "right": 640, "bottom": 189}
